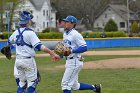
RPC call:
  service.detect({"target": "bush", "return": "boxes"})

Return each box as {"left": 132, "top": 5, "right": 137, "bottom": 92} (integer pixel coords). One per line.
{"left": 108, "top": 31, "right": 127, "bottom": 37}
{"left": 2, "top": 32, "right": 13, "bottom": 39}
{"left": 37, "top": 32, "right": 63, "bottom": 39}
{"left": 131, "top": 21, "right": 139, "bottom": 33}
{"left": 1, "top": 31, "right": 127, "bottom": 40}
{"left": 81, "top": 32, "right": 101, "bottom": 38}
{"left": 42, "top": 27, "right": 59, "bottom": 33}
{"left": 104, "top": 19, "right": 118, "bottom": 32}
{"left": 81, "top": 31, "right": 127, "bottom": 38}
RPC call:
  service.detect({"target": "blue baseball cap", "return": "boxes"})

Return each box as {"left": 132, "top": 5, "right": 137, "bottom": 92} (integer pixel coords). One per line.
{"left": 63, "top": 15, "right": 78, "bottom": 24}
{"left": 19, "top": 11, "right": 33, "bottom": 25}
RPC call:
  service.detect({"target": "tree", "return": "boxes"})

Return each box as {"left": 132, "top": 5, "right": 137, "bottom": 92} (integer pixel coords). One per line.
{"left": 51, "top": 0, "right": 140, "bottom": 30}
{"left": 51, "top": 0, "right": 110, "bottom": 30}
{"left": 104, "top": 19, "right": 118, "bottom": 32}
{"left": 6, "top": 0, "right": 23, "bottom": 31}
{"left": 0, "top": 0, "right": 5, "bottom": 32}
{"left": 131, "top": 21, "right": 139, "bottom": 33}
{"left": 0, "top": 0, "right": 23, "bottom": 32}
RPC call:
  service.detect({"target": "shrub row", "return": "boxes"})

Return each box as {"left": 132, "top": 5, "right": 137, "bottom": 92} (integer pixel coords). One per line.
{"left": 0, "top": 32, "right": 13, "bottom": 39}
{"left": 37, "top": 32, "right": 63, "bottom": 39}
{"left": 81, "top": 31, "right": 127, "bottom": 38}
{"left": 0, "top": 31, "right": 127, "bottom": 39}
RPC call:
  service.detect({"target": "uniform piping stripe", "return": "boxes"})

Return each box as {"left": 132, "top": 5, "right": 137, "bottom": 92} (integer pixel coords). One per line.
{"left": 80, "top": 44, "right": 87, "bottom": 47}
{"left": 34, "top": 42, "right": 41, "bottom": 47}
{"left": 66, "top": 59, "right": 77, "bottom": 87}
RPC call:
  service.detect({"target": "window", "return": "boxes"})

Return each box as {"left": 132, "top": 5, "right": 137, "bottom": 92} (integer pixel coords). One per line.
{"left": 47, "top": 22, "right": 48, "bottom": 27}
{"left": 43, "top": 10, "right": 45, "bottom": 16}
{"left": 105, "top": 14, "right": 107, "bottom": 18}
{"left": 37, "top": 29, "right": 39, "bottom": 32}
{"left": 102, "top": 23, "right": 105, "bottom": 27}
{"left": 30, "top": 10, "right": 33, "bottom": 13}
{"left": 5, "top": 12, "right": 8, "bottom": 18}
{"left": 120, "top": 22, "right": 125, "bottom": 28}
{"left": 43, "top": 22, "right": 45, "bottom": 28}
{"left": 46, "top": 10, "right": 48, "bottom": 16}
{"left": 5, "top": 12, "right": 10, "bottom": 18}
{"left": 97, "top": 23, "right": 99, "bottom": 27}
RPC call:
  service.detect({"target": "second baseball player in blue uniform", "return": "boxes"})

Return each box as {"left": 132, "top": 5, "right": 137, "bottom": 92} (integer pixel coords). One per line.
{"left": 60, "top": 15, "right": 102, "bottom": 93}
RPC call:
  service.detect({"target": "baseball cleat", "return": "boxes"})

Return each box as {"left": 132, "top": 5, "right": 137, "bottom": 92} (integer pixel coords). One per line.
{"left": 95, "top": 84, "right": 102, "bottom": 93}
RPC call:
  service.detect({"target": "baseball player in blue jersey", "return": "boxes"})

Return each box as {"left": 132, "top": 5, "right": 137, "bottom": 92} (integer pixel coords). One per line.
{"left": 59, "top": 15, "right": 102, "bottom": 93}
{"left": 8, "top": 11, "right": 59, "bottom": 93}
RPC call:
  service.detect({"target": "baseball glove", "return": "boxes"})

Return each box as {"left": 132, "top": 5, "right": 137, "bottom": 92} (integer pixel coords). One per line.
{"left": 0, "top": 45, "right": 12, "bottom": 60}
{"left": 54, "top": 42, "right": 71, "bottom": 56}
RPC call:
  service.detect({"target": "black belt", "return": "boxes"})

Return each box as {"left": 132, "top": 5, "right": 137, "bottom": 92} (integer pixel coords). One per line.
{"left": 66, "top": 56, "right": 84, "bottom": 61}
{"left": 16, "top": 56, "right": 32, "bottom": 59}
{"left": 21, "top": 56, "right": 32, "bottom": 59}
{"left": 66, "top": 57, "right": 74, "bottom": 60}
{"left": 26, "top": 57, "right": 31, "bottom": 58}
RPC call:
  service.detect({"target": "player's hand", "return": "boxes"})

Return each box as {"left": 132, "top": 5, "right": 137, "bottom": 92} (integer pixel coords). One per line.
{"left": 52, "top": 55, "right": 61, "bottom": 62}
{"left": 50, "top": 51, "right": 61, "bottom": 62}
{"left": 64, "top": 49, "right": 71, "bottom": 56}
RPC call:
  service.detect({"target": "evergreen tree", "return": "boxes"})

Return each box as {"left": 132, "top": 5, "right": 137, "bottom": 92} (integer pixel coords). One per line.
{"left": 104, "top": 19, "right": 118, "bottom": 32}
{"left": 131, "top": 21, "right": 139, "bottom": 33}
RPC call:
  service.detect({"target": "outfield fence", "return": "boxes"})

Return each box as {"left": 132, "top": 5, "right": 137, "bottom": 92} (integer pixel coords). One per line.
{"left": 85, "top": 37, "right": 140, "bottom": 49}
{"left": 0, "top": 38, "right": 140, "bottom": 51}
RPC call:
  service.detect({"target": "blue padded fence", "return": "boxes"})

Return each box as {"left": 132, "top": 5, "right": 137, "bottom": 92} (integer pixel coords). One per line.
{"left": 86, "top": 38, "right": 140, "bottom": 49}
{"left": 0, "top": 38, "right": 140, "bottom": 51}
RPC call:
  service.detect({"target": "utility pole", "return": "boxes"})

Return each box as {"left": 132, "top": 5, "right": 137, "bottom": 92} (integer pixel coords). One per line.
{"left": 6, "top": 2, "right": 13, "bottom": 38}
{"left": 0, "top": 0, "right": 4, "bottom": 32}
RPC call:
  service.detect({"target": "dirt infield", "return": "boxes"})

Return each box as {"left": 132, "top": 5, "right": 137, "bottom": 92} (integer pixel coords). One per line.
{"left": 55, "top": 50, "right": 140, "bottom": 69}
{"left": 1, "top": 50, "right": 140, "bottom": 69}
{"left": 83, "top": 50, "right": 140, "bottom": 69}
{"left": 55, "top": 57, "right": 140, "bottom": 69}
{"left": 1, "top": 50, "right": 140, "bottom": 58}
{"left": 83, "top": 58, "right": 140, "bottom": 69}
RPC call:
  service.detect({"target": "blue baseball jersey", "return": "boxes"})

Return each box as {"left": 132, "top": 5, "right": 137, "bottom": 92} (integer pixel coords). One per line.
{"left": 63, "top": 29, "right": 87, "bottom": 58}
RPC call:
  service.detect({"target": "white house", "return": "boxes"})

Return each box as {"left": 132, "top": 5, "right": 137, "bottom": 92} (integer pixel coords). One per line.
{"left": 13, "top": 0, "right": 57, "bottom": 32}
{"left": 94, "top": 4, "right": 139, "bottom": 31}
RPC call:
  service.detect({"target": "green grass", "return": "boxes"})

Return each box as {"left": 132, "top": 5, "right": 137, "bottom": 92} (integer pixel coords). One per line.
{"left": 89, "top": 47, "right": 140, "bottom": 51}
{"left": 0, "top": 56, "right": 140, "bottom": 93}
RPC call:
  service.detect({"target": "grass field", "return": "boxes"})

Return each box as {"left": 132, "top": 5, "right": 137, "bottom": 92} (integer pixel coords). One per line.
{"left": 0, "top": 55, "right": 140, "bottom": 93}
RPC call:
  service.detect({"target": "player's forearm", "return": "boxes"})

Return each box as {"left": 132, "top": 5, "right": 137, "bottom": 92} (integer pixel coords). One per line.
{"left": 40, "top": 45, "right": 54, "bottom": 55}
{"left": 72, "top": 46, "right": 87, "bottom": 53}
{"left": 34, "top": 44, "right": 53, "bottom": 54}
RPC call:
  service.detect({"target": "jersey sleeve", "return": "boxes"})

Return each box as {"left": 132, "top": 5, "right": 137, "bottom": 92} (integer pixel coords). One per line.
{"left": 8, "top": 31, "right": 16, "bottom": 44}
{"left": 29, "top": 32, "right": 42, "bottom": 48}
{"left": 74, "top": 33, "right": 87, "bottom": 47}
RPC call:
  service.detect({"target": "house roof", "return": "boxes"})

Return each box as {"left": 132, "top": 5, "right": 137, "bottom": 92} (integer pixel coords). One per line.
{"left": 29, "top": 0, "right": 57, "bottom": 12}
{"left": 30, "top": 0, "right": 49, "bottom": 11}
{"left": 96, "top": 4, "right": 139, "bottom": 21}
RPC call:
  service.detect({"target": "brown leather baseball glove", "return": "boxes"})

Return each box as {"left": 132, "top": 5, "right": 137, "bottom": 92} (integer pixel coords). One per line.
{"left": 54, "top": 42, "right": 71, "bottom": 56}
